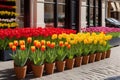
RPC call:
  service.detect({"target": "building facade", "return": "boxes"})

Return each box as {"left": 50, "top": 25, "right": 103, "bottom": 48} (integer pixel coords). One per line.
{"left": 16, "top": 0, "right": 116, "bottom": 31}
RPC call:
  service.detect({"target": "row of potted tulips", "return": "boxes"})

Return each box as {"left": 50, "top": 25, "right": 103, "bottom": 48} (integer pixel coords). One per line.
{"left": 9, "top": 32, "right": 112, "bottom": 79}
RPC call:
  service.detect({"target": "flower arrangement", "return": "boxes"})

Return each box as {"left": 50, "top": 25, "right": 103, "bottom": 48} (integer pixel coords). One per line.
{"left": 9, "top": 41, "right": 29, "bottom": 67}
{"left": 85, "top": 27, "right": 120, "bottom": 38}
{"left": 0, "top": 0, "right": 18, "bottom": 29}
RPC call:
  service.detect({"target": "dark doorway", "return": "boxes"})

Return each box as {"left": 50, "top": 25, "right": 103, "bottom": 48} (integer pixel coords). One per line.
{"left": 65, "top": 0, "right": 79, "bottom": 32}
{"left": 23, "top": 0, "right": 31, "bottom": 27}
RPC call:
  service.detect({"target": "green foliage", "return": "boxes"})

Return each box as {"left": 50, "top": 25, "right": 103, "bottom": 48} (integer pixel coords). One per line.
{"left": 75, "top": 43, "right": 83, "bottom": 57}
{"left": 66, "top": 46, "right": 75, "bottom": 59}
{"left": 89, "top": 44, "right": 97, "bottom": 54}
{"left": 82, "top": 44, "right": 91, "bottom": 56}
{"left": 56, "top": 47, "right": 67, "bottom": 61}
{"left": 10, "top": 50, "right": 29, "bottom": 67}
{"left": 45, "top": 48, "right": 57, "bottom": 63}
{"left": 29, "top": 49, "right": 45, "bottom": 66}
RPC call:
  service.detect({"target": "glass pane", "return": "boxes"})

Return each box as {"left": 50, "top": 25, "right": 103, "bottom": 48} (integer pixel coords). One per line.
{"left": 58, "top": 0, "right": 65, "bottom": 3}
{"left": 90, "top": 7, "right": 94, "bottom": 26}
{"left": 45, "top": 0, "right": 54, "bottom": 2}
{"left": 44, "top": 4, "right": 54, "bottom": 27}
{"left": 58, "top": 5, "right": 65, "bottom": 27}
{"left": 96, "top": 8, "right": 98, "bottom": 26}
{"left": 90, "top": 0, "right": 94, "bottom": 6}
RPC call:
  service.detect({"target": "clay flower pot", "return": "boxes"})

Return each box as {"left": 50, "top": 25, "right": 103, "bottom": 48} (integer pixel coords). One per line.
{"left": 74, "top": 56, "right": 83, "bottom": 67}
{"left": 82, "top": 55, "right": 89, "bottom": 65}
{"left": 101, "top": 52, "right": 106, "bottom": 60}
{"left": 89, "top": 54, "right": 96, "bottom": 63}
{"left": 106, "top": 50, "right": 111, "bottom": 58}
{"left": 32, "top": 64, "right": 44, "bottom": 77}
{"left": 56, "top": 61, "right": 66, "bottom": 72}
{"left": 65, "top": 58, "right": 75, "bottom": 69}
{"left": 95, "top": 53, "right": 102, "bottom": 61}
{"left": 14, "top": 65, "right": 27, "bottom": 79}
{"left": 45, "top": 63, "right": 55, "bottom": 74}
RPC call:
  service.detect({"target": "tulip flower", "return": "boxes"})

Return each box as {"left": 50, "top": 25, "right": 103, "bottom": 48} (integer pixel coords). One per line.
{"left": 12, "top": 45, "right": 16, "bottom": 51}
{"left": 19, "top": 40, "right": 25, "bottom": 45}
{"left": 50, "top": 42, "right": 55, "bottom": 48}
{"left": 13, "top": 40, "right": 18, "bottom": 46}
{"left": 20, "top": 45, "right": 26, "bottom": 51}
{"left": 27, "top": 37, "right": 32, "bottom": 43}
{"left": 9, "top": 42, "right": 13, "bottom": 48}
{"left": 41, "top": 45, "right": 46, "bottom": 52}
{"left": 36, "top": 42, "right": 41, "bottom": 48}
{"left": 41, "top": 40, "right": 46, "bottom": 45}
{"left": 31, "top": 46, "right": 36, "bottom": 52}
{"left": 46, "top": 41, "right": 51, "bottom": 47}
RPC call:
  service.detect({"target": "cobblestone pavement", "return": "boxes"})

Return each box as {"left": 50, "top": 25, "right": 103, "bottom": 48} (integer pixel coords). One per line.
{"left": 0, "top": 46, "right": 120, "bottom": 80}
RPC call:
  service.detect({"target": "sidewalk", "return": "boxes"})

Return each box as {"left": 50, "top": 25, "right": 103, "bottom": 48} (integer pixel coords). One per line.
{"left": 0, "top": 46, "right": 120, "bottom": 80}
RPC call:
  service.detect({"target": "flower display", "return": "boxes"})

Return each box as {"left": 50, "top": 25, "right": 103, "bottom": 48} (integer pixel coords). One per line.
{"left": 85, "top": 27, "right": 120, "bottom": 38}
{"left": 0, "top": 0, "right": 18, "bottom": 28}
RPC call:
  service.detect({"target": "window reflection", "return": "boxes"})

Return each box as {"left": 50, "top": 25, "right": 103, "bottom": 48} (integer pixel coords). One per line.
{"left": 44, "top": 4, "right": 54, "bottom": 27}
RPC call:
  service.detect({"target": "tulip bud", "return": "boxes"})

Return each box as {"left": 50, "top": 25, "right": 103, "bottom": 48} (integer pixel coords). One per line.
{"left": 19, "top": 40, "right": 25, "bottom": 45}
{"left": 12, "top": 45, "right": 16, "bottom": 51}
{"left": 41, "top": 45, "right": 46, "bottom": 52}
{"left": 36, "top": 42, "right": 41, "bottom": 48}
{"left": 67, "top": 44, "right": 71, "bottom": 49}
{"left": 59, "top": 41, "right": 64, "bottom": 47}
{"left": 46, "top": 41, "right": 51, "bottom": 47}
{"left": 41, "top": 40, "right": 46, "bottom": 45}
{"left": 9, "top": 42, "right": 13, "bottom": 48}
{"left": 31, "top": 46, "right": 36, "bottom": 52}
{"left": 50, "top": 42, "right": 55, "bottom": 48}
{"left": 14, "top": 40, "right": 18, "bottom": 46}
{"left": 27, "top": 37, "right": 32, "bottom": 43}
{"left": 20, "top": 45, "right": 26, "bottom": 51}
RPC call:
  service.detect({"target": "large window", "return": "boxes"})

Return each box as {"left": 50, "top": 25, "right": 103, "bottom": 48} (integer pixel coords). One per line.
{"left": 86, "top": 0, "right": 102, "bottom": 27}
{"left": 44, "top": 0, "right": 65, "bottom": 28}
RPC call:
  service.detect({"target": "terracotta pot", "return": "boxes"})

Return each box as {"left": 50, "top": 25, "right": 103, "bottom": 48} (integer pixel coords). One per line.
{"left": 45, "top": 63, "right": 55, "bottom": 74}
{"left": 56, "top": 61, "right": 66, "bottom": 72}
{"left": 65, "top": 58, "right": 75, "bottom": 69}
{"left": 26, "top": 59, "right": 32, "bottom": 73}
{"left": 95, "top": 53, "right": 102, "bottom": 61}
{"left": 74, "top": 56, "right": 83, "bottom": 67}
{"left": 82, "top": 55, "right": 89, "bottom": 65}
{"left": 101, "top": 52, "right": 106, "bottom": 60}
{"left": 14, "top": 65, "right": 27, "bottom": 79}
{"left": 89, "top": 54, "right": 96, "bottom": 63}
{"left": 106, "top": 50, "right": 111, "bottom": 58}
{"left": 32, "top": 64, "right": 44, "bottom": 77}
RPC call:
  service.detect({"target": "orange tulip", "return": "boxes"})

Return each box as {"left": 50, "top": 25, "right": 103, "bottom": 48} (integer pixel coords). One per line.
{"left": 65, "top": 42, "right": 69, "bottom": 46}
{"left": 67, "top": 44, "right": 71, "bottom": 49}
{"left": 59, "top": 41, "right": 64, "bottom": 47}
{"left": 46, "top": 41, "right": 51, "bottom": 47}
{"left": 20, "top": 45, "right": 26, "bottom": 51}
{"left": 34, "top": 40, "right": 38, "bottom": 46}
{"left": 14, "top": 40, "right": 18, "bottom": 46}
{"left": 27, "top": 37, "right": 32, "bottom": 43}
{"left": 41, "top": 45, "right": 46, "bottom": 52}
{"left": 19, "top": 40, "right": 25, "bottom": 45}
{"left": 12, "top": 45, "right": 16, "bottom": 51}
{"left": 9, "top": 42, "right": 13, "bottom": 48}
{"left": 31, "top": 46, "right": 36, "bottom": 52}
{"left": 36, "top": 42, "right": 41, "bottom": 48}
{"left": 50, "top": 42, "right": 55, "bottom": 48}
{"left": 41, "top": 40, "right": 46, "bottom": 45}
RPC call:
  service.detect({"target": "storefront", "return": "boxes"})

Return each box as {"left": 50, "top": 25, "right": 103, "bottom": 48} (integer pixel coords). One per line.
{"left": 106, "top": 0, "right": 120, "bottom": 20}
{"left": 16, "top": 0, "right": 106, "bottom": 31}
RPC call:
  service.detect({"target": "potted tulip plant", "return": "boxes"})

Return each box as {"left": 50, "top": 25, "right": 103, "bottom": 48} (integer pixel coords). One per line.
{"left": 29, "top": 45, "right": 45, "bottom": 78}
{"left": 74, "top": 42, "right": 83, "bottom": 67}
{"left": 65, "top": 44, "right": 75, "bottom": 69}
{"left": 10, "top": 45, "right": 28, "bottom": 79}
{"left": 55, "top": 41, "right": 67, "bottom": 72}
{"left": 44, "top": 42, "right": 57, "bottom": 74}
